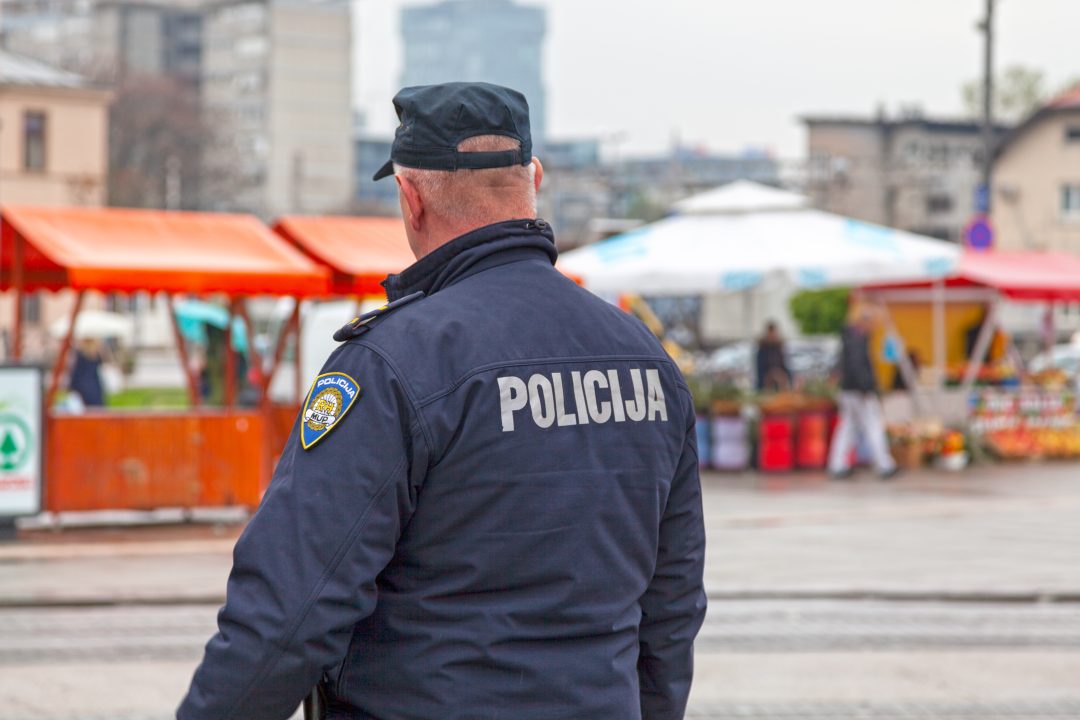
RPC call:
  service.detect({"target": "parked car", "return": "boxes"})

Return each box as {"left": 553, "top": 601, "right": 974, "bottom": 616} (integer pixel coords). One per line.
{"left": 1029, "top": 343, "right": 1080, "bottom": 376}
{"left": 699, "top": 337, "right": 839, "bottom": 389}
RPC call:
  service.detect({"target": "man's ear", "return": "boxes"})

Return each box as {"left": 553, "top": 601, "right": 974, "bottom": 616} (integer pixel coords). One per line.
{"left": 396, "top": 174, "right": 425, "bottom": 233}
{"left": 532, "top": 157, "right": 544, "bottom": 194}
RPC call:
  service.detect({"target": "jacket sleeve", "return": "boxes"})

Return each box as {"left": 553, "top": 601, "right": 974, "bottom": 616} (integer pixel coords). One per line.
{"left": 177, "top": 343, "right": 427, "bottom": 720}
{"left": 638, "top": 386, "right": 708, "bottom": 720}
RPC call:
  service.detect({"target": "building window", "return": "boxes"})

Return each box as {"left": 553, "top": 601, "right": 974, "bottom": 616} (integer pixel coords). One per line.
{"left": 22, "top": 293, "right": 41, "bottom": 324}
{"left": 1063, "top": 185, "right": 1080, "bottom": 219}
{"left": 926, "top": 194, "right": 953, "bottom": 215}
{"left": 808, "top": 152, "right": 831, "bottom": 183}
{"left": 1066, "top": 127, "right": 1080, "bottom": 143}
{"left": 23, "top": 111, "right": 46, "bottom": 172}
{"left": 831, "top": 156, "right": 850, "bottom": 182}
{"left": 235, "top": 36, "right": 267, "bottom": 57}
{"left": 926, "top": 142, "right": 949, "bottom": 166}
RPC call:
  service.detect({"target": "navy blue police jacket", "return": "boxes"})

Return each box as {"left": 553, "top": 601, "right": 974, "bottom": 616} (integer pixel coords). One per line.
{"left": 178, "top": 219, "right": 707, "bottom": 720}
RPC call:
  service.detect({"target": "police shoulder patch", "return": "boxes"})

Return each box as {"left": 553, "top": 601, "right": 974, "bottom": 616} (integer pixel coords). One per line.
{"left": 333, "top": 291, "right": 426, "bottom": 342}
{"left": 301, "top": 372, "right": 363, "bottom": 450}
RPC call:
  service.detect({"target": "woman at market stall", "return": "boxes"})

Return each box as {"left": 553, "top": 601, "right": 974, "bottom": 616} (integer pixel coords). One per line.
{"left": 69, "top": 338, "right": 106, "bottom": 407}
{"left": 828, "top": 303, "right": 898, "bottom": 480}
{"left": 755, "top": 320, "right": 791, "bottom": 392}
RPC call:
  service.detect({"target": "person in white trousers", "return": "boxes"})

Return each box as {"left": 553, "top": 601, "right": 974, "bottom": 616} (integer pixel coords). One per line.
{"left": 828, "top": 305, "right": 898, "bottom": 479}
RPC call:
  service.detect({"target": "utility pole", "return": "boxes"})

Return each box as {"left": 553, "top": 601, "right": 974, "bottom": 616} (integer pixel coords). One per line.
{"left": 978, "top": 0, "right": 995, "bottom": 214}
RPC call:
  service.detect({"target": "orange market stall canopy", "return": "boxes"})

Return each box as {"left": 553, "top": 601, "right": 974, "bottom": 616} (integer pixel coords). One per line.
{"left": 273, "top": 215, "right": 415, "bottom": 297}
{"left": 2, "top": 205, "right": 328, "bottom": 296}
{"left": 0, "top": 205, "right": 331, "bottom": 513}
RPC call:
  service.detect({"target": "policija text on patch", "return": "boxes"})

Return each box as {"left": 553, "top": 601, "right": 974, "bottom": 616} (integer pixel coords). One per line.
{"left": 498, "top": 368, "right": 668, "bottom": 432}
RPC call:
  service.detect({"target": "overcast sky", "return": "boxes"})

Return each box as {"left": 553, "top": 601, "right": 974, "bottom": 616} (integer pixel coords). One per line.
{"left": 353, "top": 0, "right": 1080, "bottom": 160}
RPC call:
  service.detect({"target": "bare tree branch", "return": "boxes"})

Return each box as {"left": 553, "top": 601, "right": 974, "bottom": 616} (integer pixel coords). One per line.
{"left": 108, "top": 75, "right": 242, "bottom": 210}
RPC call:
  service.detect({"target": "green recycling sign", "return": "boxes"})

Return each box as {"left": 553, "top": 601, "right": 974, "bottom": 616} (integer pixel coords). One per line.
{"left": 0, "top": 415, "right": 32, "bottom": 472}
{"left": 0, "top": 366, "right": 43, "bottom": 519}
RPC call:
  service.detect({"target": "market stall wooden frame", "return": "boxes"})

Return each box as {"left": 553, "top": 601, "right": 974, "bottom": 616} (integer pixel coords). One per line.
{"left": 0, "top": 205, "right": 331, "bottom": 513}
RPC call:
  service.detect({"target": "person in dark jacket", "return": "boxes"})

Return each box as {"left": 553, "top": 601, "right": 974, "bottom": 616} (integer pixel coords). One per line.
{"left": 827, "top": 303, "right": 897, "bottom": 479}
{"left": 178, "top": 82, "right": 707, "bottom": 720}
{"left": 755, "top": 320, "right": 790, "bottom": 391}
{"left": 69, "top": 339, "right": 105, "bottom": 407}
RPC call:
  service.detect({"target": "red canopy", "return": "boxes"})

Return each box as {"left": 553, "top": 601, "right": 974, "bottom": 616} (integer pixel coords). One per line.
{"left": 273, "top": 216, "right": 415, "bottom": 296}
{"left": 0, "top": 205, "right": 330, "bottom": 296}
{"left": 866, "top": 250, "right": 1080, "bottom": 302}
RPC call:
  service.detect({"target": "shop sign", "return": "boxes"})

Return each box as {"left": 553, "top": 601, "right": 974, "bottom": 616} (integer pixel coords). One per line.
{"left": 0, "top": 366, "right": 43, "bottom": 519}
{"left": 968, "top": 387, "right": 1076, "bottom": 434}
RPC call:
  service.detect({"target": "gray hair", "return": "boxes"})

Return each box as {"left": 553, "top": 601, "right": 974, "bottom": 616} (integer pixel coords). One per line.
{"left": 394, "top": 135, "right": 536, "bottom": 226}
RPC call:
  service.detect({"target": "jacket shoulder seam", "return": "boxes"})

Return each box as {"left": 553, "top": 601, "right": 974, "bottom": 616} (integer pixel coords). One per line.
{"left": 348, "top": 338, "right": 436, "bottom": 454}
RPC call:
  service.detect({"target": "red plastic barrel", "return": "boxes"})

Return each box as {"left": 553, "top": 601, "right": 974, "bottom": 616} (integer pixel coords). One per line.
{"left": 758, "top": 414, "right": 795, "bottom": 472}
{"left": 796, "top": 410, "right": 829, "bottom": 469}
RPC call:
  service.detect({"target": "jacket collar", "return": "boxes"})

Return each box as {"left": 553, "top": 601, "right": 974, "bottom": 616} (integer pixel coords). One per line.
{"left": 382, "top": 218, "right": 557, "bottom": 301}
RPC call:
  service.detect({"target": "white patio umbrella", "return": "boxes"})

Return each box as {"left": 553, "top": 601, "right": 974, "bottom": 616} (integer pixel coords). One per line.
{"left": 49, "top": 309, "right": 135, "bottom": 342}
{"left": 560, "top": 182, "right": 960, "bottom": 295}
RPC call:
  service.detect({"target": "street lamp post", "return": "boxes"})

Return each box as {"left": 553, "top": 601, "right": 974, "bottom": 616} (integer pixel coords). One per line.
{"left": 979, "top": 0, "right": 995, "bottom": 214}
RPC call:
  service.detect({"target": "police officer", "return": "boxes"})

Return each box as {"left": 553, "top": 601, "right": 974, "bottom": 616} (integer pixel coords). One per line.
{"left": 178, "top": 82, "right": 706, "bottom": 720}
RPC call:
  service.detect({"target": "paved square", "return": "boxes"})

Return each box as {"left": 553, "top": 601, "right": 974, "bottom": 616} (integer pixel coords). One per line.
{"left": 1, "top": 463, "right": 1078, "bottom": 718}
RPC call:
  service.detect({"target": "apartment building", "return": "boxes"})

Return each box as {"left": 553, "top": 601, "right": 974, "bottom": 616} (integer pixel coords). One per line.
{"left": 804, "top": 111, "right": 1009, "bottom": 242}
{"left": 201, "top": 0, "right": 353, "bottom": 216}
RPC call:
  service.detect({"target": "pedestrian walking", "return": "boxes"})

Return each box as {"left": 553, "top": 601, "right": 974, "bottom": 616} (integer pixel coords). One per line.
{"left": 178, "top": 82, "right": 706, "bottom": 720}
{"left": 828, "top": 303, "right": 898, "bottom": 479}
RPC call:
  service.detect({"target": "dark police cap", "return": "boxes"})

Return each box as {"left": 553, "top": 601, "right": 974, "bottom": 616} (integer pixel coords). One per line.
{"left": 372, "top": 82, "right": 532, "bottom": 181}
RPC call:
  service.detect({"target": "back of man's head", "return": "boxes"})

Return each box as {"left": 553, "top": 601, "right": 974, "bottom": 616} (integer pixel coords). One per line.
{"left": 375, "top": 82, "right": 543, "bottom": 258}
{"left": 395, "top": 135, "right": 541, "bottom": 256}
{"left": 396, "top": 135, "right": 537, "bottom": 224}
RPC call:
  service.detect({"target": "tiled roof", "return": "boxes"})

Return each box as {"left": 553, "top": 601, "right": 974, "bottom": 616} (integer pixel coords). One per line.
{"left": 995, "top": 83, "right": 1080, "bottom": 159}
{"left": 1046, "top": 83, "right": 1080, "bottom": 110}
